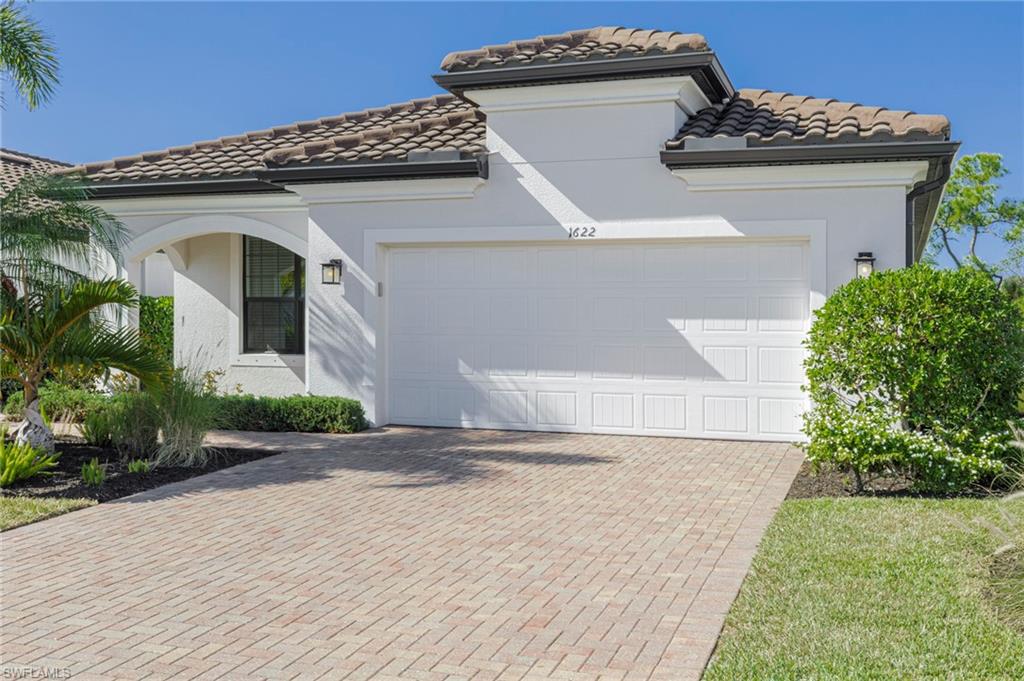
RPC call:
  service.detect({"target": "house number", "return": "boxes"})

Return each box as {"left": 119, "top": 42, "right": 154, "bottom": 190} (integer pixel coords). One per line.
{"left": 567, "top": 226, "right": 597, "bottom": 239}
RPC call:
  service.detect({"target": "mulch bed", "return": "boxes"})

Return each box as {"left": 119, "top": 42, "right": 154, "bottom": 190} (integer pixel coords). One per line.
{"left": 785, "top": 460, "right": 993, "bottom": 499}
{"left": 1, "top": 441, "right": 281, "bottom": 503}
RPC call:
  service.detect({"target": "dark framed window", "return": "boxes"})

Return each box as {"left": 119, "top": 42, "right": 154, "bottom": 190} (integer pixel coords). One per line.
{"left": 242, "top": 236, "right": 304, "bottom": 354}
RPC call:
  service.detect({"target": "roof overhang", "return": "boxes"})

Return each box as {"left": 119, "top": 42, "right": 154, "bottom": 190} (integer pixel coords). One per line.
{"left": 663, "top": 140, "right": 960, "bottom": 265}
{"left": 78, "top": 156, "right": 488, "bottom": 199}
{"left": 434, "top": 51, "right": 734, "bottom": 104}
{"left": 660, "top": 140, "right": 959, "bottom": 169}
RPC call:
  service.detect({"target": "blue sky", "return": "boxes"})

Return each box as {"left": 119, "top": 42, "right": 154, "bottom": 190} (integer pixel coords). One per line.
{"left": 4, "top": 1, "right": 1022, "bottom": 263}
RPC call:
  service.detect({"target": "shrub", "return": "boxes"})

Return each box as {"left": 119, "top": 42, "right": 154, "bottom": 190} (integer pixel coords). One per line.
{"left": 126, "top": 458, "right": 150, "bottom": 474}
{"left": 139, "top": 296, "right": 174, "bottom": 366}
{"left": 0, "top": 433, "right": 60, "bottom": 487}
{"left": 2, "top": 384, "right": 106, "bottom": 423}
{"left": 80, "top": 407, "right": 114, "bottom": 447}
{"left": 151, "top": 367, "right": 220, "bottom": 468}
{"left": 803, "top": 265, "right": 1024, "bottom": 493}
{"left": 80, "top": 458, "right": 106, "bottom": 486}
{"left": 214, "top": 394, "right": 366, "bottom": 433}
{"left": 108, "top": 392, "right": 160, "bottom": 459}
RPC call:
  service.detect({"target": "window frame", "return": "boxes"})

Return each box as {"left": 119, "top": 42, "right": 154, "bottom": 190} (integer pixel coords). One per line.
{"left": 241, "top": 235, "right": 305, "bottom": 355}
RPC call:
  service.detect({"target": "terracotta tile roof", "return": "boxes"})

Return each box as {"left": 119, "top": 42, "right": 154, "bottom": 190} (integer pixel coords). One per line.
{"left": 0, "top": 148, "right": 70, "bottom": 197}
{"left": 68, "top": 95, "right": 484, "bottom": 183}
{"left": 667, "top": 88, "right": 950, "bottom": 148}
{"left": 264, "top": 108, "right": 484, "bottom": 167}
{"left": 440, "top": 26, "right": 708, "bottom": 72}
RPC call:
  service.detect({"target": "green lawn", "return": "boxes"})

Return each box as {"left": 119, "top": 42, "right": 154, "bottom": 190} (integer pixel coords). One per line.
{"left": 0, "top": 496, "right": 95, "bottom": 531}
{"left": 705, "top": 497, "right": 1024, "bottom": 680}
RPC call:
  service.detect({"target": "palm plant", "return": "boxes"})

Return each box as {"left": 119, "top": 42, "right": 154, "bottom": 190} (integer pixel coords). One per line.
{"left": 0, "top": 0, "right": 59, "bottom": 110}
{"left": 1, "top": 174, "right": 167, "bottom": 452}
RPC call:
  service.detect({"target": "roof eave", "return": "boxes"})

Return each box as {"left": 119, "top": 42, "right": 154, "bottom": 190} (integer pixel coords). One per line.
{"left": 256, "top": 156, "right": 488, "bottom": 184}
{"left": 82, "top": 175, "right": 285, "bottom": 199}
{"left": 434, "top": 51, "right": 734, "bottom": 103}
{"left": 660, "top": 140, "right": 959, "bottom": 168}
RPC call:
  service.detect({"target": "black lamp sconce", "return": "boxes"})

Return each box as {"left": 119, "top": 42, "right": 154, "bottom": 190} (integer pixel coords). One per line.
{"left": 321, "top": 259, "right": 344, "bottom": 285}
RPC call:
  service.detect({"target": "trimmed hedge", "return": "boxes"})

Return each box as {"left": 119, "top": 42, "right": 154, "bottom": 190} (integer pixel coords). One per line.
{"left": 4, "top": 386, "right": 366, "bottom": 436}
{"left": 213, "top": 395, "right": 367, "bottom": 434}
{"left": 139, "top": 296, "right": 174, "bottom": 366}
{"left": 3, "top": 384, "right": 106, "bottom": 423}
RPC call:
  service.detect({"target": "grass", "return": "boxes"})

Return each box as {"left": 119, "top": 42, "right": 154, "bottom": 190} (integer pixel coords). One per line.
{"left": 705, "top": 497, "right": 1024, "bottom": 680}
{"left": 0, "top": 496, "right": 96, "bottom": 531}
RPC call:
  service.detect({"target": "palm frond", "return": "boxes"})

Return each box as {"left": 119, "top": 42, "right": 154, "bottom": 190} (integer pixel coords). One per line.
{"left": 54, "top": 323, "right": 167, "bottom": 390}
{"left": 0, "top": 1, "right": 59, "bottom": 110}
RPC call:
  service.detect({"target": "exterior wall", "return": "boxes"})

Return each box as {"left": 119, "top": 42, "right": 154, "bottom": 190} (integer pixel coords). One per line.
{"left": 140, "top": 252, "right": 174, "bottom": 297}
{"left": 99, "top": 84, "right": 922, "bottom": 423}
{"left": 172, "top": 233, "right": 305, "bottom": 396}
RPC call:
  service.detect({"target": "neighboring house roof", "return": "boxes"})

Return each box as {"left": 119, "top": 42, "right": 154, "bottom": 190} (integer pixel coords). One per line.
{"left": 67, "top": 25, "right": 955, "bottom": 216}
{"left": 439, "top": 27, "right": 709, "bottom": 72}
{"left": 667, "top": 89, "right": 950, "bottom": 149}
{"left": 0, "top": 148, "right": 70, "bottom": 198}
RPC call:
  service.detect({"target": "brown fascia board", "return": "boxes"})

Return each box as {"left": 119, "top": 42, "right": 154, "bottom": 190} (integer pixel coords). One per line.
{"left": 434, "top": 51, "right": 735, "bottom": 103}
{"left": 80, "top": 157, "right": 488, "bottom": 199}
{"left": 83, "top": 175, "right": 285, "bottom": 199}
{"left": 256, "top": 156, "right": 488, "bottom": 184}
{"left": 660, "top": 141, "right": 959, "bottom": 168}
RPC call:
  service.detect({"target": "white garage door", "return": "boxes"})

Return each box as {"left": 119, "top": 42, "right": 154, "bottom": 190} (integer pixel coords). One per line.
{"left": 385, "top": 240, "right": 809, "bottom": 441}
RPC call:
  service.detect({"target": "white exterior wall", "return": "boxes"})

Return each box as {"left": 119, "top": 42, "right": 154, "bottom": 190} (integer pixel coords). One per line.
{"left": 140, "top": 253, "right": 174, "bottom": 297}
{"left": 99, "top": 78, "right": 924, "bottom": 424}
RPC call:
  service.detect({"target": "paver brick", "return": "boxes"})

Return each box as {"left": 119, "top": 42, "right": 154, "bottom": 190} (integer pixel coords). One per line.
{"left": 1, "top": 427, "right": 801, "bottom": 680}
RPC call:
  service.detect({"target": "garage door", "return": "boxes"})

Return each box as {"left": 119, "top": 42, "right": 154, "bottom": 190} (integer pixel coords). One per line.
{"left": 386, "top": 240, "right": 809, "bottom": 441}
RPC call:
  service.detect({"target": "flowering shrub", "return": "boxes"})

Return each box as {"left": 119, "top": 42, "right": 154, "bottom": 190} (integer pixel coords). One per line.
{"left": 803, "top": 265, "right": 1024, "bottom": 493}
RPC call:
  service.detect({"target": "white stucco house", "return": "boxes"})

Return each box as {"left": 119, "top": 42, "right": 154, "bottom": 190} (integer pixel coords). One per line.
{"left": 68, "top": 27, "right": 958, "bottom": 441}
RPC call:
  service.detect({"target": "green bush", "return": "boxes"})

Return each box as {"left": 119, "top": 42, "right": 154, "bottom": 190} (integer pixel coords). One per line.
{"left": 80, "top": 458, "right": 106, "bottom": 487}
{"left": 152, "top": 367, "right": 220, "bottom": 468}
{"left": 81, "top": 408, "right": 114, "bottom": 447}
{"left": 214, "top": 394, "right": 366, "bottom": 433}
{"left": 804, "top": 265, "right": 1024, "bottom": 493}
{"left": 0, "top": 434, "right": 60, "bottom": 487}
{"left": 139, "top": 296, "right": 174, "bottom": 366}
{"left": 2, "top": 384, "right": 106, "bottom": 423}
{"left": 127, "top": 458, "right": 150, "bottom": 474}
{"left": 108, "top": 392, "right": 161, "bottom": 459}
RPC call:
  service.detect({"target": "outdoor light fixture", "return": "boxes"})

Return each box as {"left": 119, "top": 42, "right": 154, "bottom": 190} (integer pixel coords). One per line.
{"left": 321, "top": 259, "right": 343, "bottom": 285}
{"left": 855, "top": 252, "right": 876, "bottom": 279}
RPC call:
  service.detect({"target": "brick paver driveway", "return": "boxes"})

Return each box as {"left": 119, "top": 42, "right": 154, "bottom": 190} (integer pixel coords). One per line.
{"left": 1, "top": 428, "right": 802, "bottom": 680}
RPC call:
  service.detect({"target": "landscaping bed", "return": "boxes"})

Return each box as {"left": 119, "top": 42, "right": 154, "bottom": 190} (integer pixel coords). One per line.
{"left": 1, "top": 441, "right": 280, "bottom": 504}
{"left": 785, "top": 461, "right": 993, "bottom": 499}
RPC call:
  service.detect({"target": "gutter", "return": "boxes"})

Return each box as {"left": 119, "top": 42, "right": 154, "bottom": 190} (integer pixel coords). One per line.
{"left": 79, "top": 157, "right": 488, "bottom": 199}
{"left": 84, "top": 176, "right": 284, "bottom": 199}
{"left": 255, "top": 156, "right": 488, "bottom": 185}
{"left": 905, "top": 154, "right": 955, "bottom": 266}
{"left": 434, "top": 51, "right": 735, "bottom": 103}
{"left": 661, "top": 141, "right": 959, "bottom": 168}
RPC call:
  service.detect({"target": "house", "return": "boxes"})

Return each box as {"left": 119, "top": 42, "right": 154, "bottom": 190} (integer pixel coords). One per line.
{"left": 0, "top": 148, "right": 175, "bottom": 297}
{"left": 67, "top": 27, "right": 958, "bottom": 441}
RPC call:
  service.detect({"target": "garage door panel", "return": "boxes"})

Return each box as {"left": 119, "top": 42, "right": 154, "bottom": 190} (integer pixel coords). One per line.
{"left": 387, "top": 240, "right": 809, "bottom": 441}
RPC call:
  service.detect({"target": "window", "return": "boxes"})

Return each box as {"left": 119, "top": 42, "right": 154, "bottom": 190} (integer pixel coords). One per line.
{"left": 242, "top": 236, "right": 304, "bottom": 354}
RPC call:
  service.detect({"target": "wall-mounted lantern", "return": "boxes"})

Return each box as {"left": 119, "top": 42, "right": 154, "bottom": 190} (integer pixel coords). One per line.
{"left": 855, "top": 252, "right": 876, "bottom": 279}
{"left": 321, "top": 259, "right": 343, "bottom": 285}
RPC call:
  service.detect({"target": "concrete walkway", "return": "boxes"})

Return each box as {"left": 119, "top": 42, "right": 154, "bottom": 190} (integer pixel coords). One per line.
{"left": 1, "top": 428, "right": 802, "bottom": 680}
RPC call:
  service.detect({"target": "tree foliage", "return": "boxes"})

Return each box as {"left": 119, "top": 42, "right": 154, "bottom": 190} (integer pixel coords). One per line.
{"left": 0, "top": 0, "right": 58, "bottom": 110}
{"left": 927, "top": 153, "right": 1024, "bottom": 279}
{"left": 803, "top": 265, "right": 1024, "bottom": 492}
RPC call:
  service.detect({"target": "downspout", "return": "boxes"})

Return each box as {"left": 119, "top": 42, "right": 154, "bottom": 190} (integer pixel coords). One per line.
{"left": 905, "top": 158, "right": 952, "bottom": 266}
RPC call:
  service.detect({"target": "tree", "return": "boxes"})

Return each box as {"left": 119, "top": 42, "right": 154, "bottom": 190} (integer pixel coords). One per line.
{"left": 0, "top": 0, "right": 59, "bottom": 110}
{"left": 1, "top": 174, "right": 167, "bottom": 452}
{"left": 927, "top": 153, "right": 1024, "bottom": 280}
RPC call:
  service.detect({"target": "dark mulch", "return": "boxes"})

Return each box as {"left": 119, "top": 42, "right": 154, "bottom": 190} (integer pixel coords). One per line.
{"left": 787, "top": 460, "right": 916, "bottom": 499}
{"left": 1, "top": 441, "right": 281, "bottom": 503}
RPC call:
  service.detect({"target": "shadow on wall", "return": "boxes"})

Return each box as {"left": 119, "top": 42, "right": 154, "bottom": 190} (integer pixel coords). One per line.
{"left": 111, "top": 427, "right": 615, "bottom": 504}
